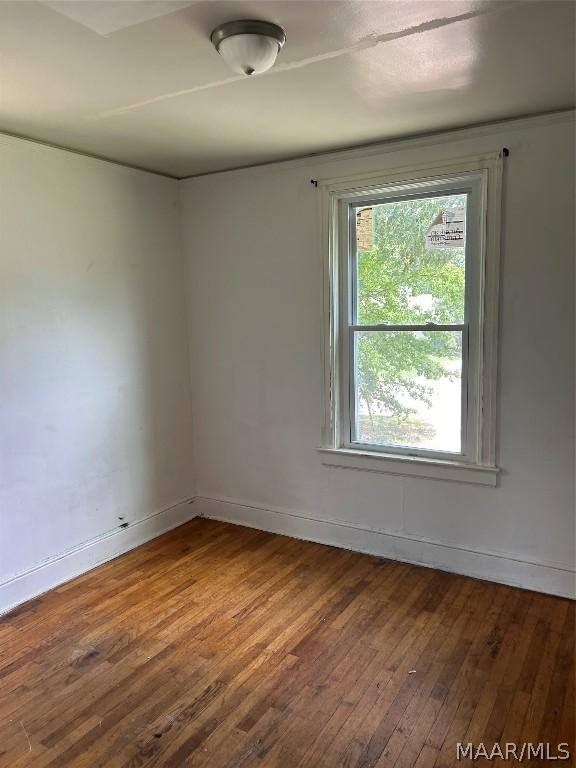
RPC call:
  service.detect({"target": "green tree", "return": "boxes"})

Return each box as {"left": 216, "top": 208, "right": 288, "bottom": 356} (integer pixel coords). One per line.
{"left": 356, "top": 195, "right": 465, "bottom": 441}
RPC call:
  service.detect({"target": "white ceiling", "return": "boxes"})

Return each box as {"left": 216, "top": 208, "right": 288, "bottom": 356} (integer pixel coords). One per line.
{"left": 0, "top": 0, "right": 574, "bottom": 177}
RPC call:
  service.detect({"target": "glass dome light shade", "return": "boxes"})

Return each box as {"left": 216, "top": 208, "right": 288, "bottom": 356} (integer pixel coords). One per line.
{"left": 217, "top": 33, "right": 280, "bottom": 76}
{"left": 211, "top": 20, "right": 286, "bottom": 76}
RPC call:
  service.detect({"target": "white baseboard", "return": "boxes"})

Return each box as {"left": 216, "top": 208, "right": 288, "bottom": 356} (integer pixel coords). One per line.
{"left": 3, "top": 493, "right": 572, "bottom": 616}
{"left": 0, "top": 498, "right": 197, "bottom": 616}
{"left": 195, "top": 496, "right": 575, "bottom": 599}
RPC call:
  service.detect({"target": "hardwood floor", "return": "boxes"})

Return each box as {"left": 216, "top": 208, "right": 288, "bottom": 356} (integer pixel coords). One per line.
{"left": 0, "top": 518, "right": 573, "bottom": 767}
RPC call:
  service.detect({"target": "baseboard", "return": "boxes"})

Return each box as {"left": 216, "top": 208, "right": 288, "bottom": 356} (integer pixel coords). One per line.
{"left": 0, "top": 498, "right": 197, "bottom": 616}
{"left": 3, "top": 494, "right": 572, "bottom": 615}
{"left": 195, "top": 496, "right": 575, "bottom": 599}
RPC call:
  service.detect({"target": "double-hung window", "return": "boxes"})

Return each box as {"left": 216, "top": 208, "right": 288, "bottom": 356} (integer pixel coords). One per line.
{"left": 320, "top": 156, "right": 503, "bottom": 485}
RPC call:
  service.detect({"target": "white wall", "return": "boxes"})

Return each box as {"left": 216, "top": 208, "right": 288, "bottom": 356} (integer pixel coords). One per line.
{"left": 1, "top": 114, "right": 573, "bottom": 611}
{"left": 181, "top": 113, "right": 575, "bottom": 597}
{"left": 0, "top": 135, "right": 195, "bottom": 612}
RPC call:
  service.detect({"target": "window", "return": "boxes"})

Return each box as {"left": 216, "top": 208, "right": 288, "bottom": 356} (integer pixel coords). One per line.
{"left": 319, "top": 155, "right": 503, "bottom": 484}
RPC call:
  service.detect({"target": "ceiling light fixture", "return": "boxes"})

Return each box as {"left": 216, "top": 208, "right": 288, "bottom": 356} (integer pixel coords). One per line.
{"left": 210, "top": 20, "right": 286, "bottom": 76}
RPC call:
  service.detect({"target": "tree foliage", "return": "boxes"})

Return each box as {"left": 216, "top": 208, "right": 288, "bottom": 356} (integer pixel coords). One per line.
{"left": 356, "top": 195, "right": 466, "bottom": 432}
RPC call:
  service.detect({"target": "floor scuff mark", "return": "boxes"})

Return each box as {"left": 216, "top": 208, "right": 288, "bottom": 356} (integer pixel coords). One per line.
{"left": 19, "top": 721, "right": 32, "bottom": 752}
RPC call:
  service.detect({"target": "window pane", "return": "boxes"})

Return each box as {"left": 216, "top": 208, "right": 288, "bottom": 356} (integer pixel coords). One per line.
{"left": 353, "top": 330, "right": 463, "bottom": 453}
{"left": 355, "top": 193, "right": 467, "bottom": 325}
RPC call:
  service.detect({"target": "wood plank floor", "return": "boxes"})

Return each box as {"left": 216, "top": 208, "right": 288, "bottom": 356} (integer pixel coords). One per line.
{"left": 0, "top": 518, "right": 573, "bottom": 767}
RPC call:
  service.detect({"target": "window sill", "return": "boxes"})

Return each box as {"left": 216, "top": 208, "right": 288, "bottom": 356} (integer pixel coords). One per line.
{"left": 317, "top": 448, "right": 499, "bottom": 486}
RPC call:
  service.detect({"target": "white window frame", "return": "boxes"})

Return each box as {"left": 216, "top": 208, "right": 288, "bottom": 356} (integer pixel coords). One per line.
{"left": 318, "top": 153, "right": 503, "bottom": 486}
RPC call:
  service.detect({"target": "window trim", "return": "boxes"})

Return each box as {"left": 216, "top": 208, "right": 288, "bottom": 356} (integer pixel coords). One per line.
{"left": 318, "top": 153, "right": 503, "bottom": 485}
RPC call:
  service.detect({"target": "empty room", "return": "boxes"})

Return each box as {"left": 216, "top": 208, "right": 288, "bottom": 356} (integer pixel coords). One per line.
{"left": 0, "top": 0, "right": 574, "bottom": 766}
